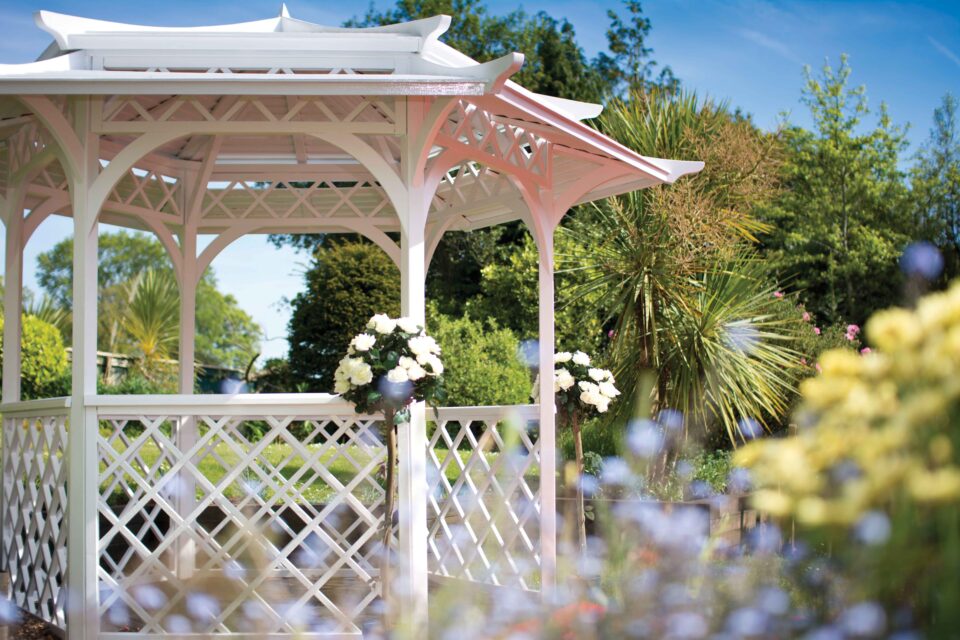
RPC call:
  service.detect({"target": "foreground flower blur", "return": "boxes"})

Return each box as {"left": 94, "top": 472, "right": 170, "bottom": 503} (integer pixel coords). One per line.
{"left": 738, "top": 280, "right": 960, "bottom": 636}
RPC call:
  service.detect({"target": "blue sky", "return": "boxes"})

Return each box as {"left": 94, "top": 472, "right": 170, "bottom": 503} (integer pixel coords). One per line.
{"left": 1, "top": 1, "right": 958, "bottom": 362}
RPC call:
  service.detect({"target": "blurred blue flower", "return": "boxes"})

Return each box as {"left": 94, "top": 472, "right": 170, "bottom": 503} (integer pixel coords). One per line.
{"left": 900, "top": 241, "right": 943, "bottom": 280}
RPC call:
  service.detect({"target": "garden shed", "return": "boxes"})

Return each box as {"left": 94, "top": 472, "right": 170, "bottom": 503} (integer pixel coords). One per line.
{"left": 0, "top": 7, "right": 701, "bottom": 638}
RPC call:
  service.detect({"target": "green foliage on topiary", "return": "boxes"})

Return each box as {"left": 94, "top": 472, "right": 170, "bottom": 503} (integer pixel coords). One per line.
{"left": 466, "top": 232, "right": 606, "bottom": 355}
{"left": 0, "top": 314, "right": 70, "bottom": 399}
{"left": 288, "top": 241, "right": 399, "bottom": 391}
{"left": 428, "top": 311, "right": 531, "bottom": 407}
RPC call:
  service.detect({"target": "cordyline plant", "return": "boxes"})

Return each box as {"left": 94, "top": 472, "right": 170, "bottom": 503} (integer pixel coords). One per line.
{"left": 333, "top": 314, "right": 445, "bottom": 596}
{"left": 534, "top": 350, "right": 620, "bottom": 549}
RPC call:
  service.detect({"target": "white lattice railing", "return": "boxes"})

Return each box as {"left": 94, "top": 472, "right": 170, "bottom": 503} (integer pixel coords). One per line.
{"left": 426, "top": 405, "right": 541, "bottom": 591}
{"left": 1, "top": 395, "right": 544, "bottom": 637}
{"left": 1, "top": 397, "right": 71, "bottom": 633}
{"left": 92, "top": 394, "right": 389, "bottom": 637}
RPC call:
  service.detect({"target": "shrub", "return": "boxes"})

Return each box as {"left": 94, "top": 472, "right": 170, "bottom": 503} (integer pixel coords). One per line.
{"left": 98, "top": 372, "right": 171, "bottom": 395}
{"left": 427, "top": 312, "right": 530, "bottom": 407}
{"left": 288, "top": 241, "right": 399, "bottom": 391}
{"left": 0, "top": 314, "right": 70, "bottom": 399}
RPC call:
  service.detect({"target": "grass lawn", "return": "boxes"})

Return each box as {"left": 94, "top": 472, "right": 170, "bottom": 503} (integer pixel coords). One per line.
{"left": 101, "top": 430, "right": 534, "bottom": 505}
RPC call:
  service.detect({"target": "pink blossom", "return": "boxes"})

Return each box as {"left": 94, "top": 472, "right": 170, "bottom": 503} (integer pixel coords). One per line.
{"left": 815, "top": 363, "right": 822, "bottom": 373}
{"left": 813, "top": 327, "right": 821, "bottom": 335}
{"left": 846, "top": 324, "right": 860, "bottom": 341}
{"left": 860, "top": 347, "right": 872, "bottom": 355}
{"left": 802, "top": 312, "right": 811, "bottom": 322}
{"left": 607, "top": 330, "right": 616, "bottom": 339}
{"left": 773, "top": 291, "right": 784, "bottom": 299}
{"left": 800, "top": 357, "right": 807, "bottom": 366}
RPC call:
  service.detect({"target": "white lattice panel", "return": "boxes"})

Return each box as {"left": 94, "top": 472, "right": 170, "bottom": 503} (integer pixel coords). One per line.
{"left": 100, "top": 95, "right": 397, "bottom": 128}
{"left": 433, "top": 100, "right": 552, "bottom": 186}
{"left": 97, "top": 406, "right": 388, "bottom": 636}
{"left": 106, "top": 168, "right": 183, "bottom": 219}
{"left": 201, "top": 180, "right": 391, "bottom": 221}
{"left": 426, "top": 406, "right": 541, "bottom": 590}
{"left": 1, "top": 408, "right": 70, "bottom": 631}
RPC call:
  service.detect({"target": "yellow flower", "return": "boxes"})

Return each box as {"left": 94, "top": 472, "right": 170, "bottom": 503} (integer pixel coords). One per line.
{"left": 929, "top": 435, "right": 953, "bottom": 465}
{"left": 867, "top": 307, "right": 923, "bottom": 352}
{"left": 908, "top": 467, "right": 960, "bottom": 503}
{"left": 752, "top": 490, "right": 792, "bottom": 517}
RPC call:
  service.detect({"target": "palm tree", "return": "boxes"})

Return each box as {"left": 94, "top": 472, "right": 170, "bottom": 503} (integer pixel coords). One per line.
{"left": 564, "top": 89, "right": 797, "bottom": 445}
{"left": 25, "top": 295, "right": 71, "bottom": 338}
{"left": 122, "top": 268, "right": 180, "bottom": 382}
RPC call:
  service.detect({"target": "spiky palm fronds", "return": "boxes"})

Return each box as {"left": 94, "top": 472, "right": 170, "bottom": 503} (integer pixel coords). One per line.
{"left": 123, "top": 269, "right": 180, "bottom": 368}
{"left": 661, "top": 254, "right": 800, "bottom": 443}
{"left": 564, "top": 89, "right": 793, "bottom": 445}
{"left": 25, "top": 296, "right": 70, "bottom": 338}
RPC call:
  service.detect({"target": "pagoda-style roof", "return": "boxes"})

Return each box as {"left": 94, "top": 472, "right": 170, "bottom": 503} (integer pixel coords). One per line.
{"left": 0, "top": 7, "right": 702, "bottom": 241}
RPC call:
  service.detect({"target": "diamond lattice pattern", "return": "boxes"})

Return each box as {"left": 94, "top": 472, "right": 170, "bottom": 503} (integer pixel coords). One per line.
{"left": 2, "top": 414, "right": 69, "bottom": 631}
{"left": 97, "top": 412, "right": 387, "bottom": 635}
{"left": 426, "top": 410, "right": 541, "bottom": 590}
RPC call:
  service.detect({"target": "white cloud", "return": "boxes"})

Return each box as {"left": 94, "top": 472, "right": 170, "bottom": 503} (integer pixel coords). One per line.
{"left": 737, "top": 28, "right": 802, "bottom": 64}
{"left": 928, "top": 36, "right": 960, "bottom": 69}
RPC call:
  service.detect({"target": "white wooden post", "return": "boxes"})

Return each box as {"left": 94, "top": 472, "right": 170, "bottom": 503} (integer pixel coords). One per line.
{"left": 534, "top": 216, "right": 558, "bottom": 599}
{"left": 66, "top": 96, "right": 100, "bottom": 639}
{"left": 176, "top": 199, "right": 198, "bottom": 579}
{"left": 2, "top": 189, "right": 24, "bottom": 405}
{"left": 394, "top": 96, "right": 430, "bottom": 631}
{"left": 1, "top": 187, "right": 24, "bottom": 580}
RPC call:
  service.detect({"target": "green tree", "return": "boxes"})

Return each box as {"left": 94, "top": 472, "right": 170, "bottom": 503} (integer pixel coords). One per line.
{"left": 466, "top": 232, "right": 606, "bottom": 354}
{"left": 0, "top": 314, "right": 70, "bottom": 399}
{"left": 37, "top": 230, "right": 167, "bottom": 307}
{"left": 288, "top": 241, "right": 400, "bottom": 390}
{"left": 195, "top": 274, "right": 261, "bottom": 369}
{"left": 35, "top": 232, "right": 261, "bottom": 368}
{"left": 594, "top": 0, "right": 678, "bottom": 96}
{"left": 912, "top": 93, "right": 960, "bottom": 280}
{"left": 568, "top": 89, "right": 795, "bottom": 444}
{"left": 347, "top": 0, "right": 608, "bottom": 102}
{"left": 276, "top": 0, "right": 681, "bottom": 322}
{"left": 759, "top": 55, "right": 912, "bottom": 325}
{"left": 428, "top": 311, "right": 530, "bottom": 407}
{"left": 122, "top": 269, "right": 179, "bottom": 385}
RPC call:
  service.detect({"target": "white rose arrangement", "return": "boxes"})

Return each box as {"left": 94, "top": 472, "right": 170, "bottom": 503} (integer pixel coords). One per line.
{"left": 533, "top": 350, "right": 620, "bottom": 416}
{"left": 532, "top": 349, "right": 620, "bottom": 549}
{"left": 334, "top": 314, "right": 446, "bottom": 594}
{"left": 334, "top": 313, "right": 445, "bottom": 418}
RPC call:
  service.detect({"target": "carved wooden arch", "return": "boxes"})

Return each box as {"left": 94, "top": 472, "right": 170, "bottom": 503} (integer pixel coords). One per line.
{"left": 195, "top": 219, "right": 401, "bottom": 287}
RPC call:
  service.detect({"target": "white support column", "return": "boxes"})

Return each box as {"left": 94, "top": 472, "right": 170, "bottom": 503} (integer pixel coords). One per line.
{"left": 2, "top": 189, "right": 24, "bottom": 404}
{"left": 534, "top": 216, "right": 558, "bottom": 599}
{"left": 176, "top": 183, "right": 198, "bottom": 579}
{"left": 1, "top": 187, "right": 24, "bottom": 579}
{"left": 394, "top": 97, "right": 430, "bottom": 632}
{"left": 66, "top": 96, "right": 100, "bottom": 640}
{"left": 178, "top": 230, "right": 196, "bottom": 395}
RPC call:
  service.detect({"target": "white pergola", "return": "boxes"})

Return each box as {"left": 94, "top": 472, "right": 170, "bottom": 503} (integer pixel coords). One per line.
{"left": 0, "top": 7, "right": 701, "bottom": 639}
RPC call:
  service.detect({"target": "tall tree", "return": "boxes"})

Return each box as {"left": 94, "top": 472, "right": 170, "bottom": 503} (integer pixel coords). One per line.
{"left": 594, "top": 0, "right": 678, "bottom": 97}
{"left": 912, "top": 93, "right": 960, "bottom": 281}
{"left": 347, "top": 0, "right": 608, "bottom": 102}
{"left": 287, "top": 241, "right": 400, "bottom": 390}
{"left": 759, "top": 55, "right": 912, "bottom": 325}
{"left": 567, "top": 90, "right": 796, "bottom": 444}
{"left": 35, "top": 232, "right": 261, "bottom": 368}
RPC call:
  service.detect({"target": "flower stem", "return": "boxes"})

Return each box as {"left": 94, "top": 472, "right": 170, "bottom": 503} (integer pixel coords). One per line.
{"left": 572, "top": 413, "right": 587, "bottom": 551}
{"left": 381, "top": 409, "right": 397, "bottom": 602}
